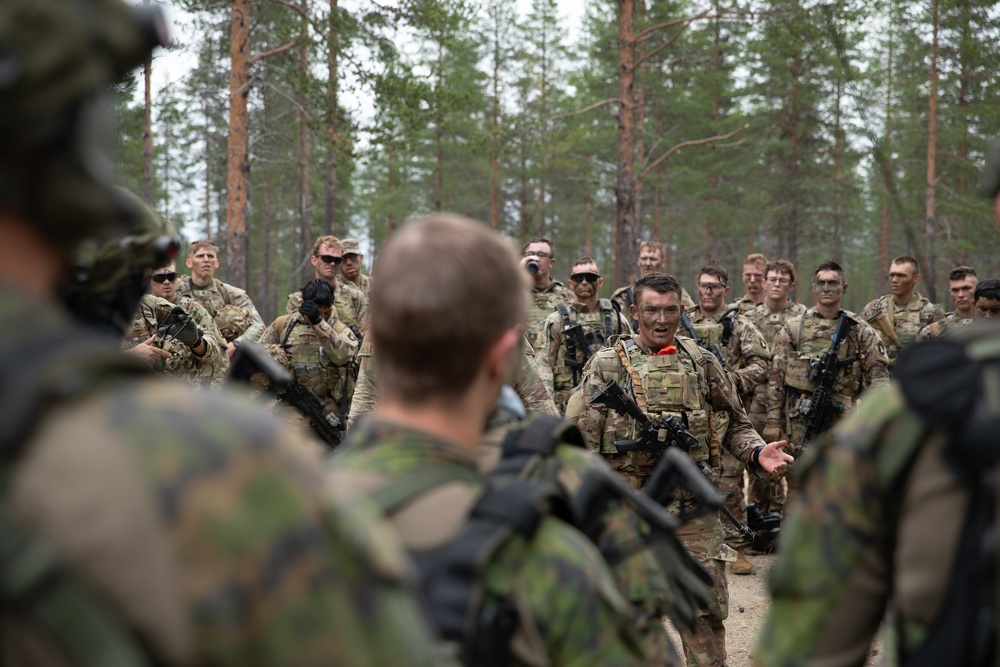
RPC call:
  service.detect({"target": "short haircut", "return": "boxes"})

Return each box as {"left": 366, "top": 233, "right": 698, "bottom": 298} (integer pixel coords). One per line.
{"left": 765, "top": 259, "right": 796, "bottom": 284}
{"left": 571, "top": 256, "right": 599, "bottom": 272}
{"left": 814, "top": 260, "right": 845, "bottom": 282}
{"left": 975, "top": 278, "right": 1000, "bottom": 303}
{"left": 373, "top": 214, "right": 527, "bottom": 402}
{"left": 188, "top": 240, "right": 219, "bottom": 256}
{"left": 949, "top": 266, "right": 978, "bottom": 282}
{"left": 699, "top": 264, "right": 728, "bottom": 285}
{"left": 312, "top": 235, "right": 344, "bottom": 256}
{"left": 522, "top": 236, "right": 554, "bottom": 256}
{"left": 743, "top": 253, "right": 768, "bottom": 270}
{"left": 639, "top": 241, "right": 666, "bottom": 259}
{"left": 301, "top": 278, "right": 334, "bottom": 306}
{"left": 633, "top": 273, "right": 683, "bottom": 306}
{"left": 891, "top": 256, "right": 919, "bottom": 273}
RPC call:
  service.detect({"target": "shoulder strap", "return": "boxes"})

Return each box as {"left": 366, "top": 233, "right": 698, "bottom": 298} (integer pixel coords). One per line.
{"left": 789, "top": 313, "right": 805, "bottom": 351}
{"left": 615, "top": 338, "right": 647, "bottom": 412}
{"left": 217, "top": 279, "right": 232, "bottom": 306}
{"left": 598, "top": 299, "right": 615, "bottom": 341}
{"left": 368, "top": 464, "right": 482, "bottom": 517}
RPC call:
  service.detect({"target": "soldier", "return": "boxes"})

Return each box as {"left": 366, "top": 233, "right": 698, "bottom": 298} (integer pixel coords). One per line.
{"left": 733, "top": 253, "right": 768, "bottom": 315}
{"left": 329, "top": 213, "right": 659, "bottom": 665}
{"left": 765, "top": 260, "right": 890, "bottom": 471}
{"left": 340, "top": 237, "right": 372, "bottom": 297}
{"left": 612, "top": 241, "right": 695, "bottom": 331}
{"left": 287, "top": 235, "right": 369, "bottom": 332}
{"left": 975, "top": 278, "right": 1000, "bottom": 319}
{"left": 747, "top": 259, "right": 806, "bottom": 516}
{"left": 577, "top": 272, "right": 792, "bottom": 667}
{"left": 123, "top": 260, "right": 229, "bottom": 388}
{"left": 917, "top": 266, "right": 978, "bottom": 341}
{"left": 860, "top": 255, "right": 946, "bottom": 363}
{"left": 521, "top": 236, "right": 574, "bottom": 342}
{"left": 535, "top": 256, "right": 630, "bottom": 413}
{"left": 0, "top": 1, "right": 449, "bottom": 663}
{"left": 756, "top": 136, "right": 1000, "bottom": 667}
{"left": 175, "top": 240, "right": 265, "bottom": 357}
{"left": 686, "top": 264, "right": 771, "bottom": 576}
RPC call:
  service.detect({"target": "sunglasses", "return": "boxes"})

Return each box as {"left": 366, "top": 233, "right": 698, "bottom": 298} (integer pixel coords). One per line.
{"left": 150, "top": 272, "right": 178, "bottom": 283}
{"left": 318, "top": 254, "right": 343, "bottom": 265}
{"left": 570, "top": 272, "right": 600, "bottom": 284}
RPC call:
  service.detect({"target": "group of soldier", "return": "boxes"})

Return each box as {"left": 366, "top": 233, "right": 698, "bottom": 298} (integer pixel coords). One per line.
{"left": 7, "top": 1, "right": 1000, "bottom": 666}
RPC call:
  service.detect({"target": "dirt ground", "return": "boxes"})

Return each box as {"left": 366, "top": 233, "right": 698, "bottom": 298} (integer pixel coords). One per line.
{"left": 665, "top": 552, "right": 883, "bottom": 667}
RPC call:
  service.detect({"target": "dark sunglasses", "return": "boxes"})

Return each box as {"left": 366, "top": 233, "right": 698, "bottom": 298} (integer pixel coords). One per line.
{"left": 570, "top": 272, "right": 600, "bottom": 284}
{"left": 150, "top": 272, "right": 178, "bottom": 283}
{"left": 318, "top": 254, "right": 343, "bottom": 265}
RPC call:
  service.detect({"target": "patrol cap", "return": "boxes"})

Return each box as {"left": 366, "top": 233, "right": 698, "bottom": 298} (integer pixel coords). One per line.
{"left": 342, "top": 238, "right": 362, "bottom": 255}
{"left": 980, "top": 136, "right": 1000, "bottom": 200}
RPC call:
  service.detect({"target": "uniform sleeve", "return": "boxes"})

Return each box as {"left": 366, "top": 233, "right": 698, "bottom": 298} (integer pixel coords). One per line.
{"left": 230, "top": 288, "right": 266, "bottom": 344}
{"left": 534, "top": 314, "right": 560, "bottom": 393}
{"left": 516, "top": 351, "right": 559, "bottom": 416}
{"left": 285, "top": 292, "right": 300, "bottom": 316}
{"left": 348, "top": 344, "right": 377, "bottom": 426}
{"left": 730, "top": 317, "right": 771, "bottom": 398}
{"left": 577, "top": 355, "right": 615, "bottom": 452}
{"left": 311, "top": 318, "right": 359, "bottom": 366}
{"left": 858, "top": 298, "right": 880, "bottom": 322}
{"left": 188, "top": 301, "right": 227, "bottom": 354}
{"left": 766, "top": 325, "right": 792, "bottom": 427}
{"left": 755, "top": 389, "right": 899, "bottom": 667}
{"left": 704, "top": 352, "right": 765, "bottom": 463}
{"left": 925, "top": 302, "right": 947, "bottom": 326}
{"left": 917, "top": 322, "right": 936, "bottom": 342}
{"left": 856, "top": 322, "right": 890, "bottom": 390}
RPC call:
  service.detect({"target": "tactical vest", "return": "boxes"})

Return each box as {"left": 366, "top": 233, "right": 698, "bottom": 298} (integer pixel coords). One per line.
{"left": 784, "top": 313, "right": 864, "bottom": 399}
{"left": 177, "top": 276, "right": 230, "bottom": 317}
{"left": 552, "top": 300, "right": 620, "bottom": 393}
{"left": 527, "top": 283, "right": 570, "bottom": 343}
{"left": 274, "top": 316, "right": 350, "bottom": 409}
{"left": 690, "top": 308, "right": 737, "bottom": 367}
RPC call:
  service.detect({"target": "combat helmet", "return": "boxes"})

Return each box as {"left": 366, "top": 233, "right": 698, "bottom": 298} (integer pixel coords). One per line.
{"left": 0, "top": 0, "right": 170, "bottom": 246}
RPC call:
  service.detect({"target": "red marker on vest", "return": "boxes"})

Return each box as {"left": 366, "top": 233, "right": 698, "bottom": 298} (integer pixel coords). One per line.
{"left": 657, "top": 345, "right": 677, "bottom": 356}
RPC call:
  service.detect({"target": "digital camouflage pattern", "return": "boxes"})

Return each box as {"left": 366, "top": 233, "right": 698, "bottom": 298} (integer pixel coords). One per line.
{"left": 287, "top": 280, "right": 369, "bottom": 331}
{"left": 612, "top": 286, "right": 695, "bottom": 332}
{"left": 859, "top": 292, "right": 946, "bottom": 360}
{"left": 767, "top": 308, "right": 890, "bottom": 451}
{"left": 534, "top": 300, "right": 631, "bottom": 413}
{"left": 576, "top": 333, "right": 768, "bottom": 667}
{"left": 917, "top": 311, "right": 973, "bottom": 342}
{"left": 1, "top": 285, "right": 452, "bottom": 667}
{"left": 756, "top": 381, "right": 968, "bottom": 667}
{"left": 746, "top": 301, "right": 806, "bottom": 512}
{"left": 123, "top": 294, "right": 229, "bottom": 387}
{"left": 526, "top": 281, "right": 574, "bottom": 343}
{"left": 175, "top": 275, "right": 265, "bottom": 345}
{"left": 327, "top": 417, "right": 652, "bottom": 666}
{"left": 348, "top": 337, "right": 557, "bottom": 424}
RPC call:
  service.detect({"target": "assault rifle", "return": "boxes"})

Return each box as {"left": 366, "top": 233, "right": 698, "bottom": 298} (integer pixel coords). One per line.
{"left": 793, "top": 311, "right": 857, "bottom": 458}
{"left": 589, "top": 379, "right": 754, "bottom": 540}
{"left": 227, "top": 341, "right": 344, "bottom": 449}
{"left": 562, "top": 319, "right": 590, "bottom": 385}
{"left": 680, "top": 311, "right": 725, "bottom": 366}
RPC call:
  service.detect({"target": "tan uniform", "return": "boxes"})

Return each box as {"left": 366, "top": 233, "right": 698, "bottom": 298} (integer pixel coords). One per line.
{"left": 526, "top": 280, "right": 574, "bottom": 343}
{"left": 175, "top": 275, "right": 265, "bottom": 345}
{"left": 287, "top": 280, "right": 369, "bottom": 332}
{"left": 917, "top": 311, "right": 973, "bottom": 341}
{"left": 859, "top": 292, "right": 945, "bottom": 362}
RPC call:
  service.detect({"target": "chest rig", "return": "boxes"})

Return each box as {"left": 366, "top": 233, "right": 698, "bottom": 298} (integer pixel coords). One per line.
{"left": 278, "top": 317, "right": 347, "bottom": 404}
{"left": 785, "top": 314, "right": 863, "bottom": 398}
{"left": 555, "top": 301, "right": 619, "bottom": 391}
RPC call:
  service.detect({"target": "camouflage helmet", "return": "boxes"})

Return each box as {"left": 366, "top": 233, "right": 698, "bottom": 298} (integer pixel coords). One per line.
{"left": 215, "top": 304, "right": 251, "bottom": 343}
{"left": 0, "top": 0, "right": 170, "bottom": 246}
{"left": 980, "top": 136, "right": 1000, "bottom": 200}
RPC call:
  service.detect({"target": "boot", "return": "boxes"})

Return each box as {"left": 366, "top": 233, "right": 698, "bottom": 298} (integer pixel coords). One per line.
{"left": 732, "top": 548, "right": 754, "bottom": 575}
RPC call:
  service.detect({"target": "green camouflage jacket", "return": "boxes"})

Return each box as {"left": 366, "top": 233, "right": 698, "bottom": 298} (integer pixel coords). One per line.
{"left": 328, "top": 417, "right": 652, "bottom": 666}
{"left": 123, "top": 294, "right": 229, "bottom": 388}
{"left": 287, "top": 280, "right": 369, "bottom": 331}
{"left": 0, "top": 285, "right": 452, "bottom": 667}
{"left": 859, "top": 293, "right": 946, "bottom": 359}
{"left": 766, "top": 308, "right": 890, "bottom": 438}
{"left": 175, "top": 275, "right": 265, "bottom": 345}
{"left": 526, "top": 281, "right": 574, "bottom": 344}
{"left": 917, "top": 311, "right": 973, "bottom": 342}
{"left": 688, "top": 305, "right": 771, "bottom": 402}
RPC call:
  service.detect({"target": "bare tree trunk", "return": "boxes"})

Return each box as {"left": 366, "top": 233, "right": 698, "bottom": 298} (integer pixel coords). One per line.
{"left": 225, "top": 0, "right": 251, "bottom": 288}
{"left": 832, "top": 79, "right": 844, "bottom": 264}
{"left": 584, "top": 177, "right": 593, "bottom": 257}
{"left": 323, "top": 0, "right": 338, "bottom": 236}
{"left": 519, "top": 143, "right": 531, "bottom": 240}
{"left": 490, "top": 5, "right": 501, "bottom": 230}
{"left": 614, "top": 0, "right": 637, "bottom": 289}
{"left": 298, "top": 0, "right": 312, "bottom": 286}
{"left": 143, "top": 58, "right": 154, "bottom": 204}
{"left": 880, "top": 11, "right": 894, "bottom": 293}
{"left": 703, "top": 9, "right": 720, "bottom": 264}
{"left": 924, "top": 0, "right": 939, "bottom": 302}
{"left": 786, "top": 48, "right": 802, "bottom": 269}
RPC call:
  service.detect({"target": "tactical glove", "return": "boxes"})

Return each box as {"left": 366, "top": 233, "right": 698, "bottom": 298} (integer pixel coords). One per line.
{"left": 762, "top": 423, "right": 783, "bottom": 443}
{"left": 159, "top": 307, "right": 203, "bottom": 347}
{"left": 299, "top": 300, "right": 323, "bottom": 325}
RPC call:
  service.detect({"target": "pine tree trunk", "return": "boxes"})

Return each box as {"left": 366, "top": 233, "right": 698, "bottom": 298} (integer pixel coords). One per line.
{"left": 880, "top": 11, "right": 894, "bottom": 294}
{"left": 323, "top": 0, "right": 338, "bottom": 236}
{"left": 924, "top": 0, "right": 939, "bottom": 302}
{"left": 614, "top": 0, "right": 637, "bottom": 289}
{"left": 143, "top": 58, "right": 154, "bottom": 204}
{"left": 832, "top": 79, "right": 844, "bottom": 264}
{"left": 490, "top": 7, "right": 501, "bottom": 230}
{"left": 298, "top": 0, "right": 311, "bottom": 286}
{"left": 225, "top": 0, "right": 251, "bottom": 288}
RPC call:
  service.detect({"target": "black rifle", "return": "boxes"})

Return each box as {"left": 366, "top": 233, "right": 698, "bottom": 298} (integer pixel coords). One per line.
{"left": 228, "top": 341, "right": 343, "bottom": 449}
{"left": 679, "top": 311, "right": 726, "bottom": 366}
{"left": 589, "top": 379, "right": 754, "bottom": 541}
{"left": 562, "top": 319, "right": 590, "bottom": 386}
{"left": 793, "top": 311, "right": 857, "bottom": 458}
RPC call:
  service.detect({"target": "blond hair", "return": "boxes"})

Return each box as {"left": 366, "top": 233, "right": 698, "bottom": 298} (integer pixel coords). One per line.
{"left": 312, "top": 235, "right": 344, "bottom": 256}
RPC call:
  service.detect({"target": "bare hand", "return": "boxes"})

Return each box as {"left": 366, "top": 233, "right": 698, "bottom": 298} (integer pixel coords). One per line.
{"left": 759, "top": 440, "right": 794, "bottom": 476}
{"left": 124, "top": 336, "right": 170, "bottom": 365}
{"left": 227, "top": 341, "right": 237, "bottom": 360}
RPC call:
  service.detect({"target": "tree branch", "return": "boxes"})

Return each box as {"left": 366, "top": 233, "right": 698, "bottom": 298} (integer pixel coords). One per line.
{"left": 268, "top": 0, "right": 309, "bottom": 20}
{"left": 639, "top": 124, "right": 749, "bottom": 182}
{"left": 635, "top": 10, "right": 710, "bottom": 43}
{"left": 251, "top": 40, "right": 298, "bottom": 63}
{"left": 549, "top": 98, "right": 618, "bottom": 121}
{"left": 634, "top": 23, "right": 692, "bottom": 69}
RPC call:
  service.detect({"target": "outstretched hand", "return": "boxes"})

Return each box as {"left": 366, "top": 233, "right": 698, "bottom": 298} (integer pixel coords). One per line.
{"left": 759, "top": 440, "right": 794, "bottom": 476}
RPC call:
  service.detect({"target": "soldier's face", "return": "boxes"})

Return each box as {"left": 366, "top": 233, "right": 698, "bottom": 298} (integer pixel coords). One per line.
{"left": 149, "top": 262, "right": 178, "bottom": 303}
{"left": 633, "top": 289, "right": 682, "bottom": 350}
{"left": 888, "top": 262, "right": 918, "bottom": 297}
{"left": 742, "top": 263, "right": 766, "bottom": 300}
{"left": 341, "top": 253, "right": 362, "bottom": 279}
{"left": 318, "top": 303, "right": 333, "bottom": 322}
{"left": 569, "top": 263, "right": 602, "bottom": 300}
{"left": 812, "top": 270, "right": 845, "bottom": 308}
{"left": 765, "top": 270, "right": 794, "bottom": 301}
{"left": 186, "top": 249, "right": 219, "bottom": 283}
{"left": 311, "top": 244, "right": 342, "bottom": 282}
{"left": 523, "top": 242, "right": 554, "bottom": 279}
{"left": 697, "top": 273, "right": 729, "bottom": 312}
{"left": 637, "top": 250, "right": 663, "bottom": 277}
{"left": 976, "top": 297, "right": 1000, "bottom": 319}
{"left": 950, "top": 277, "right": 977, "bottom": 313}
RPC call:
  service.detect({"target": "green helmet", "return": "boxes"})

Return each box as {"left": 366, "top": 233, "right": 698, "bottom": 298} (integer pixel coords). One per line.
{"left": 0, "top": 0, "right": 169, "bottom": 246}
{"left": 980, "top": 136, "right": 1000, "bottom": 200}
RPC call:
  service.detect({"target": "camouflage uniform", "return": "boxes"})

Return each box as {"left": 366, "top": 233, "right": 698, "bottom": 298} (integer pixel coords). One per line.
{"left": 1, "top": 287, "right": 451, "bottom": 666}
{"left": 534, "top": 300, "right": 631, "bottom": 413}
{"left": 859, "top": 292, "right": 946, "bottom": 362}
{"left": 766, "top": 308, "right": 890, "bottom": 458}
{"left": 756, "top": 325, "right": 1000, "bottom": 666}
{"left": 123, "top": 294, "right": 229, "bottom": 388}
{"left": 346, "top": 272, "right": 373, "bottom": 299}
{"left": 732, "top": 294, "right": 762, "bottom": 316}
{"left": 526, "top": 281, "right": 574, "bottom": 343}
{"left": 612, "top": 285, "right": 695, "bottom": 332}
{"left": 287, "top": 281, "right": 368, "bottom": 332}
{"left": 577, "top": 333, "right": 769, "bottom": 667}
{"left": 328, "top": 417, "right": 653, "bottom": 666}
{"left": 917, "top": 311, "right": 973, "bottom": 341}
{"left": 746, "top": 300, "right": 806, "bottom": 512}
{"left": 688, "top": 305, "right": 771, "bottom": 552}
{"left": 260, "top": 311, "right": 359, "bottom": 431}
{"left": 348, "top": 337, "right": 558, "bottom": 424}
{"left": 175, "top": 275, "right": 265, "bottom": 345}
